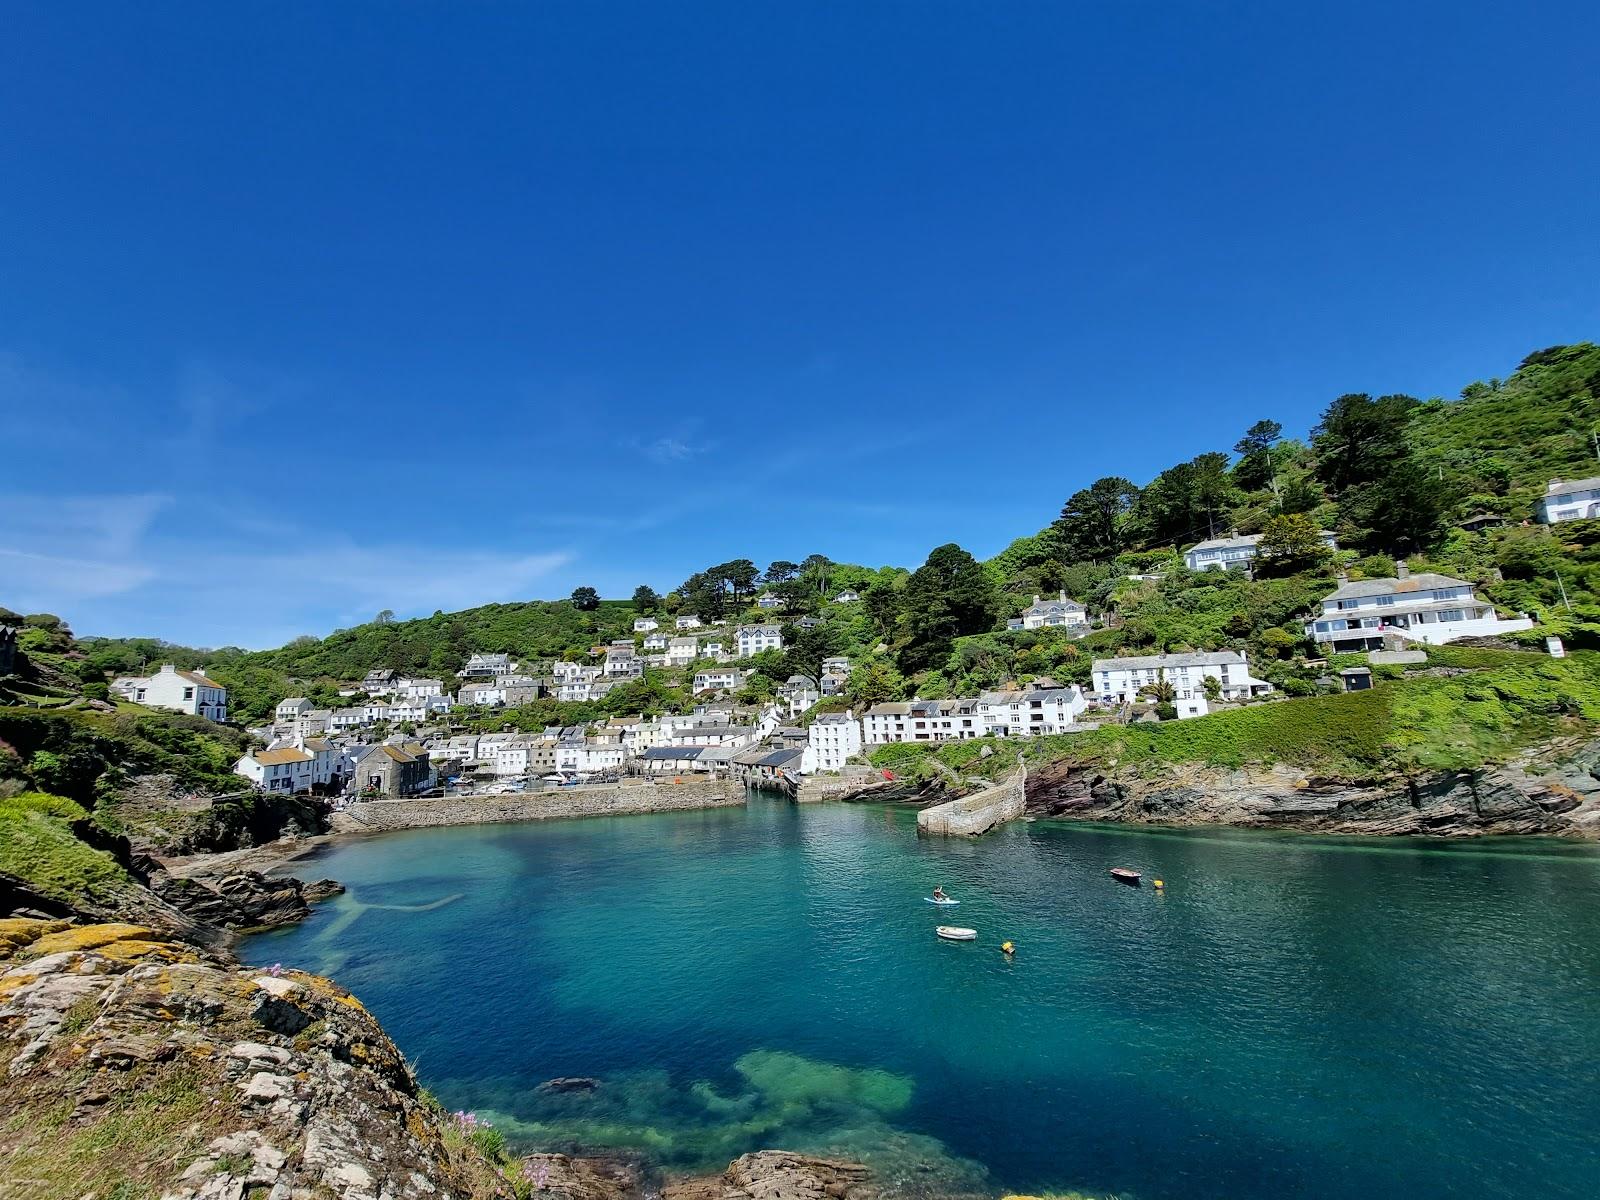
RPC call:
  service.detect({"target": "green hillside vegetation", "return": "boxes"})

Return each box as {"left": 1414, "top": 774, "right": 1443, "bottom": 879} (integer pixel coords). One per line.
{"left": 871, "top": 646, "right": 1600, "bottom": 782}
{"left": 0, "top": 792, "right": 134, "bottom": 908}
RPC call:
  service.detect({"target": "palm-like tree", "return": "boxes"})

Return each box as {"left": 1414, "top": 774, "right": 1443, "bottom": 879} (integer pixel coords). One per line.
{"left": 1139, "top": 679, "right": 1177, "bottom": 705}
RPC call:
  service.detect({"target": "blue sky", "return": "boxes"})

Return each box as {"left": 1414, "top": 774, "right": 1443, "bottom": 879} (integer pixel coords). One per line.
{"left": 2, "top": 1, "right": 1597, "bottom": 648}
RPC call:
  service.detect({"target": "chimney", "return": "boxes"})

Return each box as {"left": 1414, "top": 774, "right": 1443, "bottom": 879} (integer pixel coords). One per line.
{"left": 1031, "top": 595, "right": 1040, "bottom": 606}
{"left": 1396, "top": 561, "right": 1410, "bottom": 580}
{"left": 1058, "top": 590, "right": 1067, "bottom": 602}
{"left": 1336, "top": 571, "right": 1349, "bottom": 585}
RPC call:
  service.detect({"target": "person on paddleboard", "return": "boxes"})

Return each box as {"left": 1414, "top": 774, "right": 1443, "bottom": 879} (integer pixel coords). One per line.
{"left": 932, "top": 886, "right": 949, "bottom": 902}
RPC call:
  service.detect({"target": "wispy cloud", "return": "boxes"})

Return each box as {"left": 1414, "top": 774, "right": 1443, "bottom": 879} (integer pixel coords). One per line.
{"left": 636, "top": 435, "right": 712, "bottom": 464}
{"left": 0, "top": 490, "right": 574, "bottom": 647}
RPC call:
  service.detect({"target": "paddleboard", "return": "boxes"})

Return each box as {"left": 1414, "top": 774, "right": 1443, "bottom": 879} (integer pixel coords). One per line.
{"left": 924, "top": 897, "right": 960, "bottom": 906}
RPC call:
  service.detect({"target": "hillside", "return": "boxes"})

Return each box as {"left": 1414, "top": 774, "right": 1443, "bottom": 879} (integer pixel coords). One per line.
{"left": 8, "top": 338, "right": 1600, "bottom": 742}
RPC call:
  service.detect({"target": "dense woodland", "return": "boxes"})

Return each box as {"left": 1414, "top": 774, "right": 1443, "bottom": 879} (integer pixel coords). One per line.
{"left": 11, "top": 341, "right": 1600, "bottom": 732}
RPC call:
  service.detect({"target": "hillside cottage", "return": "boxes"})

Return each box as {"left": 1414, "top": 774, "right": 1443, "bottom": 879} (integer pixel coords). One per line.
{"left": 675, "top": 615, "right": 703, "bottom": 629}
{"left": 1537, "top": 477, "right": 1600, "bottom": 523}
{"left": 1184, "top": 529, "right": 1338, "bottom": 572}
{"left": 736, "top": 625, "right": 783, "bottom": 658}
{"left": 1022, "top": 591, "right": 1088, "bottom": 630}
{"left": 112, "top": 664, "right": 228, "bottom": 722}
{"left": 808, "top": 711, "right": 862, "bottom": 771}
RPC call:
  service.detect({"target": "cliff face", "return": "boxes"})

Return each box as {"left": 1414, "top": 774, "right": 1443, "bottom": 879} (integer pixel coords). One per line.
{"left": 1026, "top": 738, "right": 1600, "bottom": 837}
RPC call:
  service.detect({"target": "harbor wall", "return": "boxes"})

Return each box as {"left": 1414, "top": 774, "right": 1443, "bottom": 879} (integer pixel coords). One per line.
{"left": 331, "top": 778, "right": 743, "bottom": 833}
{"left": 917, "top": 760, "right": 1027, "bottom": 837}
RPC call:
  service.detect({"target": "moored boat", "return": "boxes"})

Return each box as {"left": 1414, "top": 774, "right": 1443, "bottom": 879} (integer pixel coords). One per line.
{"left": 1109, "top": 867, "right": 1142, "bottom": 885}
{"left": 935, "top": 926, "right": 978, "bottom": 941}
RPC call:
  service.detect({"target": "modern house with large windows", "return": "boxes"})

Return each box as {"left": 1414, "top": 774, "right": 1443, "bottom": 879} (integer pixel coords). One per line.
{"left": 1305, "top": 564, "right": 1532, "bottom": 651}
{"left": 1184, "top": 529, "right": 1338, "bottom": 572}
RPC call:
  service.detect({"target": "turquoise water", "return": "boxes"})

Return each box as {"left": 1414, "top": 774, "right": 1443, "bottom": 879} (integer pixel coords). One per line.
{"left": 244, "top": 797, "right": 1600, "bottom": 1199}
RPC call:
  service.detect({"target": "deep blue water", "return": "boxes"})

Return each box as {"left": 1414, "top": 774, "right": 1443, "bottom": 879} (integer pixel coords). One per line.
{"left": 244, "top": 798, "right": 1600, "bottom": 1200}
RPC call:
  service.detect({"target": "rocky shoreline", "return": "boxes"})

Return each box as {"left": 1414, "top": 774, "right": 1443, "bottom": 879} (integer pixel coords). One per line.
{"left": 1024, "top": 737, "right": 1600, "bottom": 837}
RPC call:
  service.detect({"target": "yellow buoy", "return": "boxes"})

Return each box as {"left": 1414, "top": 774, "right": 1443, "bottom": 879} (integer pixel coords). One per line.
{"left": 1001, "top": 940, "right": 1015, "bottom": 955}
{"left": 1153, "top": 879, "right": 1165, "bottom": 889}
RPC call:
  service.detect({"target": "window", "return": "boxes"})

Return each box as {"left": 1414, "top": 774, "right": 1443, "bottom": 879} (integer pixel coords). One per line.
{"left": 183, "top": 687, "right": 194, "bottom": 700}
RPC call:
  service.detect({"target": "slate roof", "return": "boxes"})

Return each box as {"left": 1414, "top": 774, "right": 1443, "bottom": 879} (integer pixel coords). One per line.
{"left": 1094, "top": 651, "right": 1247, "bottom": 671}
{"left": 1322, "top": 573, "right": 1473, "bottom": 601}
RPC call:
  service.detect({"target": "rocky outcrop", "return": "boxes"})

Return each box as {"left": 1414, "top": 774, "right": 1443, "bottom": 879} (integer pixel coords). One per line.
{"left": 663, "top": 1152, "right": 875, "bottom": 1200}
{"left": 0, "top": 918, "right": 511, "bottom": 1200}
{"left": 141, "top": 860, "right": 344, "bottom": 931}
{"left": 1026, "top": 738, "right": 1600, "bottom": 837}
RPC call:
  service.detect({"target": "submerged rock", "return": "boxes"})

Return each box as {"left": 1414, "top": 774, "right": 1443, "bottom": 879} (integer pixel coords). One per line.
{"left": 664, "top": 1152, "right": 875, "bottom": 1200}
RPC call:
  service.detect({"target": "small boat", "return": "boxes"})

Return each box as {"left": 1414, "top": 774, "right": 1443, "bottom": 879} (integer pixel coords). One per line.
{"left": 936, "top": 926, "right": 978, "bottom": 941}
{"left": 1109, "top": 867, "right": 1142, "bottom": 886}
{"left": 924, "top": 896, "right": 960, "bottom": 906}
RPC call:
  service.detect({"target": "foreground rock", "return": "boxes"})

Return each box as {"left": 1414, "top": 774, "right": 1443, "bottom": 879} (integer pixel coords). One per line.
{"left": 1026, "top": 737, "right": 1600, "bottom": 837}
{"left": 0, "top": 918, "right": 509, "bottom": 1199}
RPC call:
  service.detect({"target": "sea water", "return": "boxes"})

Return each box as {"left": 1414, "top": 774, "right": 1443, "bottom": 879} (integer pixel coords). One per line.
{"left": 243, "top": 796, "right": 1600, "bottom": 1199}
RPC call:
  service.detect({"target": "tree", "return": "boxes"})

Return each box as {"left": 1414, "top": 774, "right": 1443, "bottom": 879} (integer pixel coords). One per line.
{"left": 1055, "top": 477, "right": 1139, "bottom": 562}
{"left": 1139, "top": 678, "right": 1176, "bottom": 705}
{"left": 570, "top": 587, "right": 600, "bottom": 612}
{"left": 1232, "top": 419, "right": 1283, "bottom": 492}
{"left": 782, "top": 620, "right": 844, "bottom": 686}
{"left": 374, "top": 610, "right": 396, "bottom": 625}
{"left": 801, "top": 554, "right": 832, "bottom": 598}
{"left": 631, "top": 585, "right": 660, "bottom": 614}
{"left": 764, "top": 560, "right": 799, "bottom": 583}
{"left": 1312, "top": 393, "right": 1420, "bottom": 491}
{"left": 1255, "top": 513, "right": 1331, "bottom": 574}
{"left": 899, "top": 543, "right": 998, "bottom": 671}
{"left": 848, "top": 659, "right": 904, "bottom": 709}
{"left": 862, "top": 583, "right": 900, "bottom": 638}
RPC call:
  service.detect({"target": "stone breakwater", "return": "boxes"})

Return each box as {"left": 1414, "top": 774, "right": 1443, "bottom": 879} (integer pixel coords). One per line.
{"left": 332, "top": 779, "right": 743, "bottom": 833}
{"left": 1026, "top": 737, "right": 1600, "bottom": 838}
{"left": 917, "top": 760, "right": 1027, "bottom": 837}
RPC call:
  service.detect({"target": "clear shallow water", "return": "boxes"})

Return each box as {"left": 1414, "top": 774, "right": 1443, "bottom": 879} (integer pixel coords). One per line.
{"left": 244, "top": 797, "right": 1600, "bottom": 1199}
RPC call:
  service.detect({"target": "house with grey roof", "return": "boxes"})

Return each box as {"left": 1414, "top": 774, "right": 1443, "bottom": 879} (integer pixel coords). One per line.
{"left": 1537, "top": 476, "right": 1600, "bottom": 523}
{"left": 1184, "top": 529, "right": 1338, "bottom": 572}
{"left": 1022, "top": 591, "right": 1089, "bottom": 630}
{"left": 1305, "top": 563, "right": 1532, "bottom": 651}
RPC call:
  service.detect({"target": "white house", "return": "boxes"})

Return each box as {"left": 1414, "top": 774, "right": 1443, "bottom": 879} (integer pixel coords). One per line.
{"left": 736, "top": 625, "right": 783, "bottom": 658}
{"left": 667, "top": 636, "right": 699, "bottom": 666}
{"left": 387, "top": 696, "right": 429, "bottom": 724}
{"left": 113, "top": 664, "right": 228, "bottom": 722}
{"left": 808, "top": 711, "right": 862, "bottom": 771}
{"left": 693, "top": 667, "right": 748, "bottom": 693}
{"left": 329, "top": 707, "right": 365, "bottom": 731}
{"left": 674, "top": 614, "right": 702, "bottom": 629}
{"left": 1092, "top": 651, "right": 1273, "bottom": 705}
{"left": 459, "top": 653, "right": 515, "bottom": 678}
{"left": 633, "top": 616, "right": 660, "bottom": 632}
{"left": 1022, "top": 591, "right": 1089, "bottom": 630}
{"left": 834, "top": 590, "right": 860, "bottom": 604}
{"left": 974, "top": 687, "right": 1089, "bottom": 736}
{"left": 1537, "top": 476, "right": 1600, "bottom": 523}
{"left": 755, "top": 594, "right": 783, "bottom": 610}
{"left": 1305, "top": 564, "right": 1532, "bottom": 651}
{"left": 235, "top": 746, "right": 313, "bottom": 793}
{"left": 778, "top": 675, "right": 820, "bottom": 717}
{"left": 275, "top": 697, "right": 312, "bottom": 724}
{"left": 362, "top": 699, "right": 392, "bottom": 723}
{"left": 862, "top": 698, "right": 983, "bottom": 745}
{"left": 395, "top": 677, "right": 444, "bottom": 699}
{"left": 604, "top": 645, "right": 642, "bottom": 677}
{"left": 555, "top": 741, "right": 626, "bottom": 776}
{"left": 1184, "top": 529, "right": 1338, "bottom": 572}
{"left": 642, "top": 631, "right": 670, "bottom": 651}
{"left": 294, "top": 709, "right": 332, "bottom": 737}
